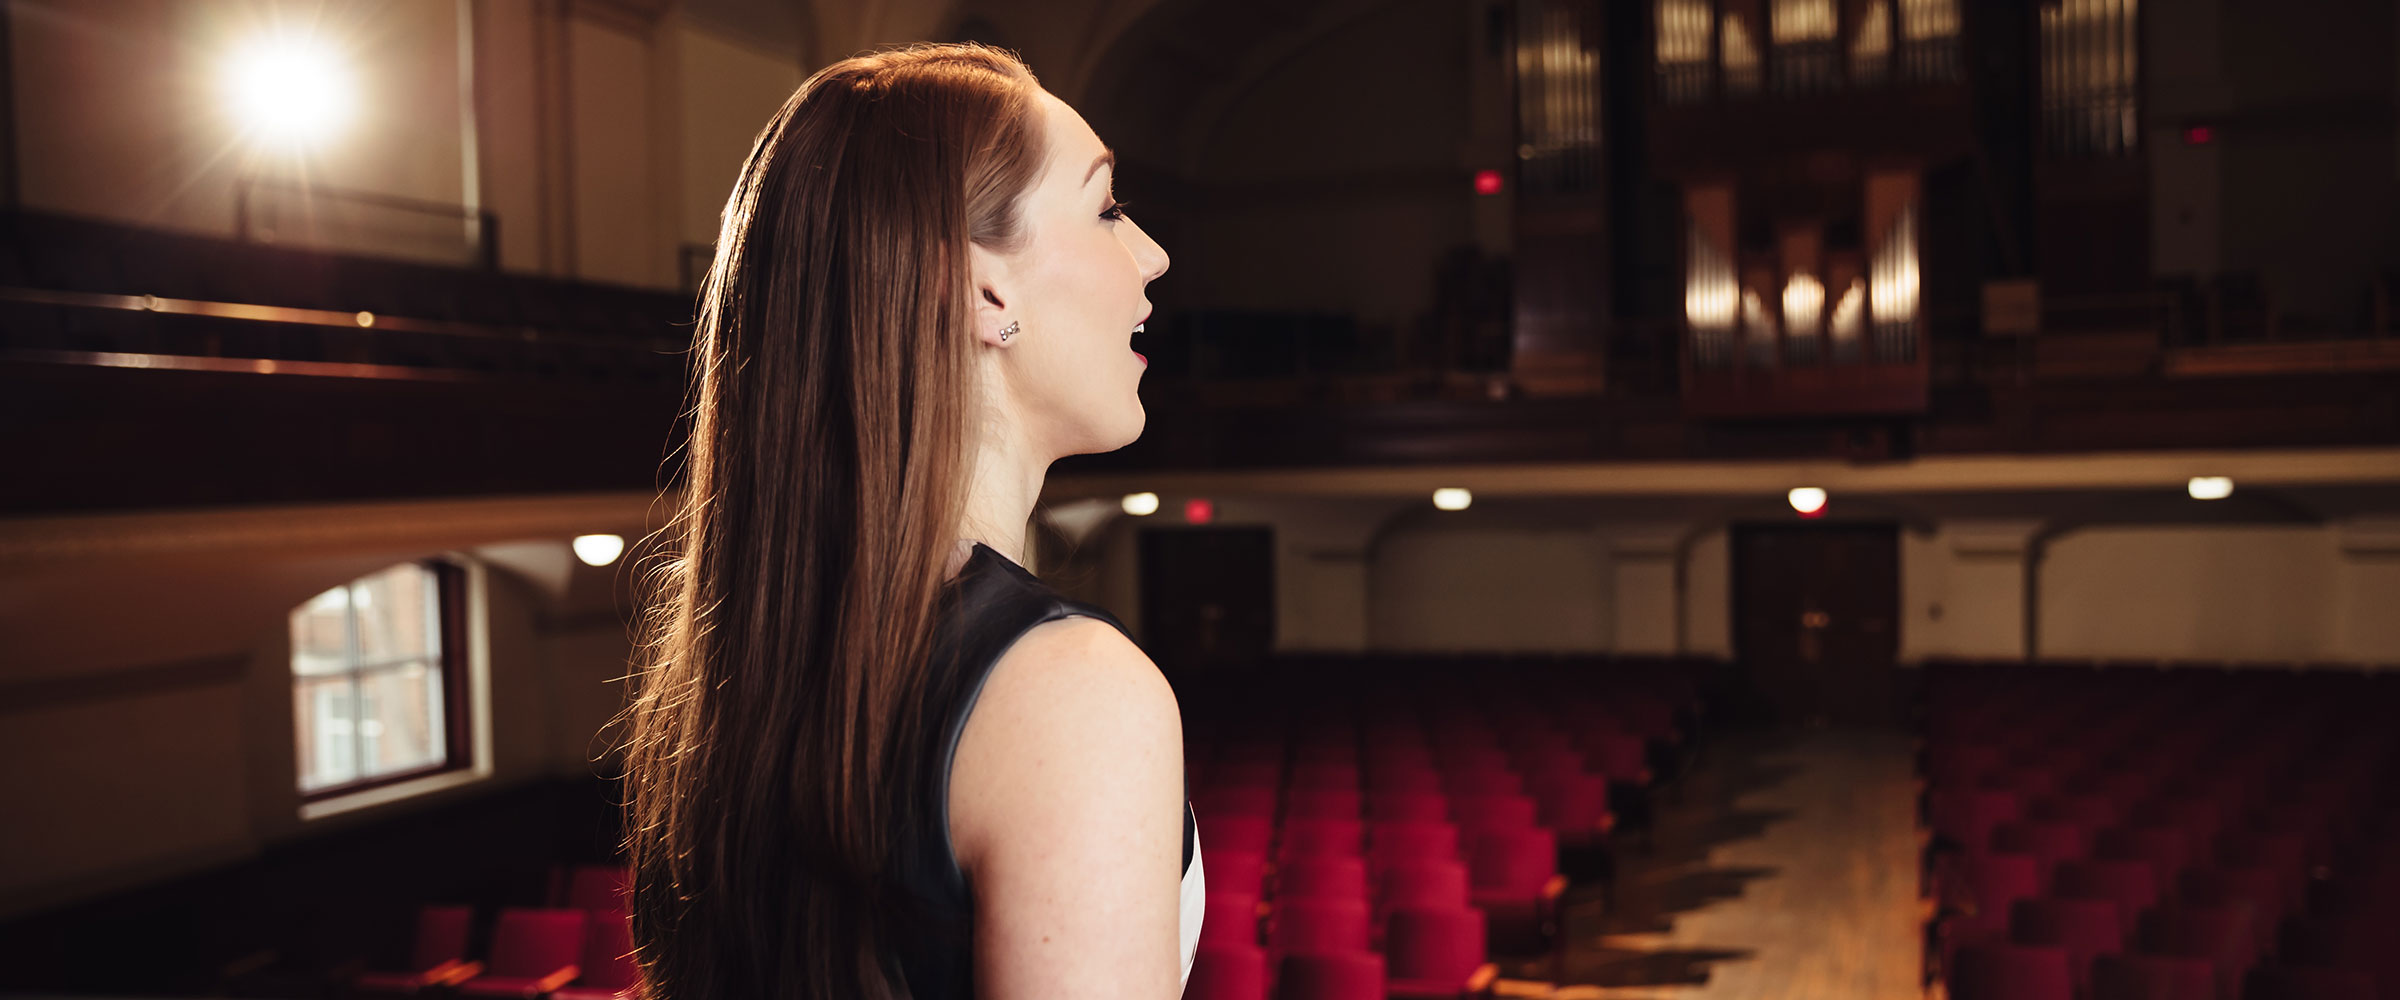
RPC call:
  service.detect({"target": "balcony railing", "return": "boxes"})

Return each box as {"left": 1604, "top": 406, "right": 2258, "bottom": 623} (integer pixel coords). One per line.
{"left": 0, "top": 211, "right": 689, "bottom": 384}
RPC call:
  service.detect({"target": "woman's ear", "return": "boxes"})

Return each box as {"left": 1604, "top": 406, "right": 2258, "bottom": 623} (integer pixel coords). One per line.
{"left": 968, "top": 243, "right": 1014, "bottom": 348}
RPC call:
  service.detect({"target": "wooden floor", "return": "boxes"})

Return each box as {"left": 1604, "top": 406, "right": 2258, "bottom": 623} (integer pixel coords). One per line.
{"left": 1507, "top": 727, "right": 1926, "bottom": 999}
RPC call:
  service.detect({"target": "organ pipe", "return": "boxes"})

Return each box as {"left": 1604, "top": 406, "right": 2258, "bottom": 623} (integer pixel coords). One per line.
{"left": 1685, "top": 220, "right": 1738, "bottom": 367}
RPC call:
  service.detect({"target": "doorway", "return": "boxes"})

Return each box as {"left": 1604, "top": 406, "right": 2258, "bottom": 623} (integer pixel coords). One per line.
{"left": 1139, "top": 526, "right": 1276, "bottom": 674}
{"left": 1731, "top": 522, "right": 1901, "bottom": 727}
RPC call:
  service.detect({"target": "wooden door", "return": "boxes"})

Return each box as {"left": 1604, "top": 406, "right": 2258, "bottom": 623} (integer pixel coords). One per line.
{"left": 1731, "top": 523, "right": 1900, "bottom": 726}
{"left": 1139, "top": 527, "right": 1276, "bottom": 673}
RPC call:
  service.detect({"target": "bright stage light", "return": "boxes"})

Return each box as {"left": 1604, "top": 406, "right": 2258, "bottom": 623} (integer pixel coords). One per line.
{"left": 1122, "top": 492, "right": 1160, "bottom": 516}
{"left": 573, "top": 534, "right": 625, "bottom": 567}
{"left": 1432, "top": 488, "right": 1472, "bottom": 511}
{"left": 1788, "top": 486, "right": 1828, "bottom": 516}
{"left": 221, "top": 32, "right": 356, "bottom": 150}
{"left": 2187, "top": 476, "right": 2233, "bottom": 500}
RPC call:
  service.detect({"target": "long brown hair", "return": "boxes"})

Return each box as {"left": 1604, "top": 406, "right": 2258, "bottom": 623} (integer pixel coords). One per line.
{"left": 618, "top": 42, "right": 1047, "bottom": 1000}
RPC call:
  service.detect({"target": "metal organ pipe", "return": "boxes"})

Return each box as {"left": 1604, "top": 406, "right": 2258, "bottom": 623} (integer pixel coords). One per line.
{"left": 1868, "top": 204, "right": 1920, "bottom": 362}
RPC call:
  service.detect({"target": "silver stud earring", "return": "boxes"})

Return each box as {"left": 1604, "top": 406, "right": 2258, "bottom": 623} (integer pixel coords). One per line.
{"left": 999, "top": 320, "right": 1019, "bottom": 343}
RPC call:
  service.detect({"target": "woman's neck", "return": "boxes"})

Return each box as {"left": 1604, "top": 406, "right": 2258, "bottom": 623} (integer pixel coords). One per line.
{"left": 956, "top": 433, "right": 1045, "bottom": 571}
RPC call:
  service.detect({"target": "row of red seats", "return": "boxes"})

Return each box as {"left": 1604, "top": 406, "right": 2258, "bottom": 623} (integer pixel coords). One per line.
{"left": 1922, "top": 664, "right": 2400, "bottom": 1000}
{"left": 1174, "top": 665, "right": 1703, "bottom": 999}
{"left": 1186, "top": 761, "right": 1569, "bottom": 996}
{"left": 351, "top": 865, "right": 633, "bottom": 1000}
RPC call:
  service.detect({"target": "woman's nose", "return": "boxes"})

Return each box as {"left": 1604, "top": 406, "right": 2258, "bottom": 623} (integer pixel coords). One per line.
{"left": 1140, "top": 231, "right": 1169, "bottom": 282}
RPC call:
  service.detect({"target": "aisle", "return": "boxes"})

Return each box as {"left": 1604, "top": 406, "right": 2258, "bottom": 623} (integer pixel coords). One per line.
{"left": 1531, "top": 727, "right": 1925, "bottom": 999}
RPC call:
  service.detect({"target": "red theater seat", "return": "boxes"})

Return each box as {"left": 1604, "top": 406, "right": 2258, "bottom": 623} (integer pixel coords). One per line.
{"left": 1201, "top": 892, "right": 1264, "bottom": 948}
{"left": 2140, "top": 905, "right": 2259, "bottom": 998}
{"left": 2008, "top": 897, "right": 2123, "bottom": 993}
{"left": 2241, "top": 966, "right": 2380, "bottom": 1000}
{"left": 1199, "top": 814, "right": 1275, "bottom": 856}
{"left": 1186, "top": 943, "right": 1270, "bottom": 1000}
{"left": 1271, "top": 897, "right": 1373, "bottom": 955}
{"left": 1526, "top": 771, "right": 1614, "bottom": 847}
{"left": 1950, "top": 943, "right": 2074, "bottom": 1000}
{"left": 1289, "top": 764, "right": 1361, "bottom": 791}
{"left": 1383, "top": 906, "right": 1497, "bottom": 1000}
{"left": 1368, "top": 791, "right": 1451, "bottom": 823}
{"left": 1439, "top": 767, "right": 1522, "bottom": 800}
{"left": 1581, "top": 730, "right": 1652, "bottom": 787}
{"left": 2094, "top": 826, "right": 2195, "bottom": 893}
{"left": 1275, "top": 951, "right": 1385, "bottom": 1000}
{"left": 1932, "top": 788, "right": 2024, "bottom": 853}
{"left": 1208, "top": 760, "right": 1284, "bottom": 789}
{"left": 353, "top": 904, "right": 476, "bottom": 995}
{"left": 1206, "top": 849, "right": 1268, "bottom": 898}
{"left": 1280, "top": 818, "right": 1367, "bottom": 860}
{"left": 2279, "top": 915, "right": 2400, "bottom": 996}
{"left": 550, "top": 913, "right": 638, "bottom": 1000}
{"left": 1285, "top": 788, "right": 1365, "bottom": 821}
{"left": 1467, "top": 826, "right": 1564, "bottom": 953}
{"left": 1197, "top": 785, "right": 1278, "bottom": 819}
{"left": 455, "top": 908, "right": 589, "bottom": 999}
{"left": 1449, "top": 793, "right": 1538, "bottom": 833}
{"left": 1380, "top": 859, "right": 1472, "bottom": 914}
{"left": 1365, "top": 767, "right": 1444, "bottom": 795}
{"left": 559, "top": 865, "right": 629, "bottom": 916}
{"left": 1947, "top": 852, "right": 2041, "bottom": 955}
{"left": 1990, "top": 821, "right": 2091, "bottom": 883}
{"left": 2092, "top": 953, "right": 2217, "bottom": 1000}
{"left": 1279, "top": 856, "right": 1370, "bottom": 902}
{"left": 2178, "top": 866, "right": 2300, "bottom": 950}
{"left": 2052, "top": 859, "right": 2160, "bottom": 938}
{"left": 1369, "top": 821, "right": 1461, "bottom": 875}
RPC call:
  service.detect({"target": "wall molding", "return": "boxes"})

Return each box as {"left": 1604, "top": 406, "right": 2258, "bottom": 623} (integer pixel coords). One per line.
{"left": 2338, "top": 517, "right": 2400, "bottom": 556}
{"left": 0, "top": 652, "right": 247, "bottom": 715}
{"left": 535, "top": 608, "right": 640, "bottom": 636}
{"left": 1046, "top": 447, "right": 2400, "bottom": 501}
{"left": 0, "top": 491, "right": 669, "bottom": 562}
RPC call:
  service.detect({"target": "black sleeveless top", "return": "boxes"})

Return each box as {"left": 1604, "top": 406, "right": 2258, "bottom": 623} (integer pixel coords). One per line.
{"left": 890, "top": 542, "right": 1202, "bottom": 998}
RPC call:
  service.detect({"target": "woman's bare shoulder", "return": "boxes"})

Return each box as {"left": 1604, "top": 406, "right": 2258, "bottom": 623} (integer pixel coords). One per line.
{"left": 945, "top": 614, "right": 1187, "bottom": 996}
{"left": 945, "top": 612, "right": 1182, "bottom": 862}
{"left": 978, "top": 615, "right": 1172, "bottom": 722}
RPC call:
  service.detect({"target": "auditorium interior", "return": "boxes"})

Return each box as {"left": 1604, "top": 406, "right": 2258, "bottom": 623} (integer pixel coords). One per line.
{"left": 3, "top": 0, "right": 2399, "bottom": 998}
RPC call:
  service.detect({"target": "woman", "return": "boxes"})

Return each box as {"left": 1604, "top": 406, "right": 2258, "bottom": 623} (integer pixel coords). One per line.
{"left": 619, "top": 42, "right": 1195, "bottom": 1000}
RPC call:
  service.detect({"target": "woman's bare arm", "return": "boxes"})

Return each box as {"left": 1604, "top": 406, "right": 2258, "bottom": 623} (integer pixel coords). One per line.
{"left": 948, "top": 615, "right": 1185, "bottom": 999}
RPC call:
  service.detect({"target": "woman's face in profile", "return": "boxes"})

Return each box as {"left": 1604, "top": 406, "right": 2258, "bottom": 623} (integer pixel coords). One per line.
{"left": 977, "top": 88, "right": 1170, "bottom": 457}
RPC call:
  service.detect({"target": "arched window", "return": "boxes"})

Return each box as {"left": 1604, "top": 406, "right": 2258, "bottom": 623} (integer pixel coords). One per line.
{"left": 290, "top": 559, "right": 470, "bottom": 799}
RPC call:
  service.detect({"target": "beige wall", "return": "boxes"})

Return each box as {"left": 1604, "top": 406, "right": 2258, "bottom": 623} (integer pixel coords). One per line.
{"left": 675, "top": 26, "right": 805, "bottom": 250}
{"left": 10, "top": 0, "right": 471, "bottom": 242}
{"left": 5, "top": 487, "right": 2398, "bottom": 919}
{"left": 1172, "top": 0, "right": 1477, "bottom": 330}
{"left": 1064, "top": 500, "right": 2398, "bottom": 668}
{"left": 1901, "top": 520, "right": 2039, "bottom": 662}
{"left": 4, "top": 0, "right": 1486, "bottom": 315}
{"left": 2145, "top": 0, "right": 2400, "bottom": 327}
{"left": 2040, "top": 526, "right": 2335, "bottom": 661}
{"left": 1369, "top": 523, "right": 1612, "bottom": 653}
{"left": 0, "top": 495, "right": 657, "bottom": 919}
{"left": 4, "top": 0, "right": 821, "bottom": 289}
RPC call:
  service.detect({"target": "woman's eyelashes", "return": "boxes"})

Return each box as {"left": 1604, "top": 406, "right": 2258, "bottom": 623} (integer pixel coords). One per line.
{"left": 1101, "top": 199, "right": 1133, "bottom": 223}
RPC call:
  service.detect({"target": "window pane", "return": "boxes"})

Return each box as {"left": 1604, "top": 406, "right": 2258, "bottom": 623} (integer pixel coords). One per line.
{"left": 290, "top": 585, "right": 352, "bottom": 677}
{"left": 354, "top": 564, "right": 436, "bottom": 664}
{"left": 359, "top": 661, "right": 443, "bottom": 777}
{"left": 296, "top": 674, "right": 359, "bottom": 791}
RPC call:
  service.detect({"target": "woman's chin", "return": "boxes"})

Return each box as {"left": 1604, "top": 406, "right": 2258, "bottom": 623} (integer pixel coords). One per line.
{"left": 1116, "top": 406, "right": 1145, "bottom": 450}
{"left": 1106, "top": 404, "right": 1145, "bottom": 452}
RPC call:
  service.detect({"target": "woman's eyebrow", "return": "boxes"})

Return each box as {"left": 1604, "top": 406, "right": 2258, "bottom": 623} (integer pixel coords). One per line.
{"left": 1085, "top": 147, "right": 1115, "bottom": 187}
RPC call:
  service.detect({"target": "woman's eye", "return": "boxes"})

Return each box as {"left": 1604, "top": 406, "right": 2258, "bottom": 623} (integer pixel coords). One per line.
{"left": 1101, "top": 200, "right": 1133, "bottom": 222}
